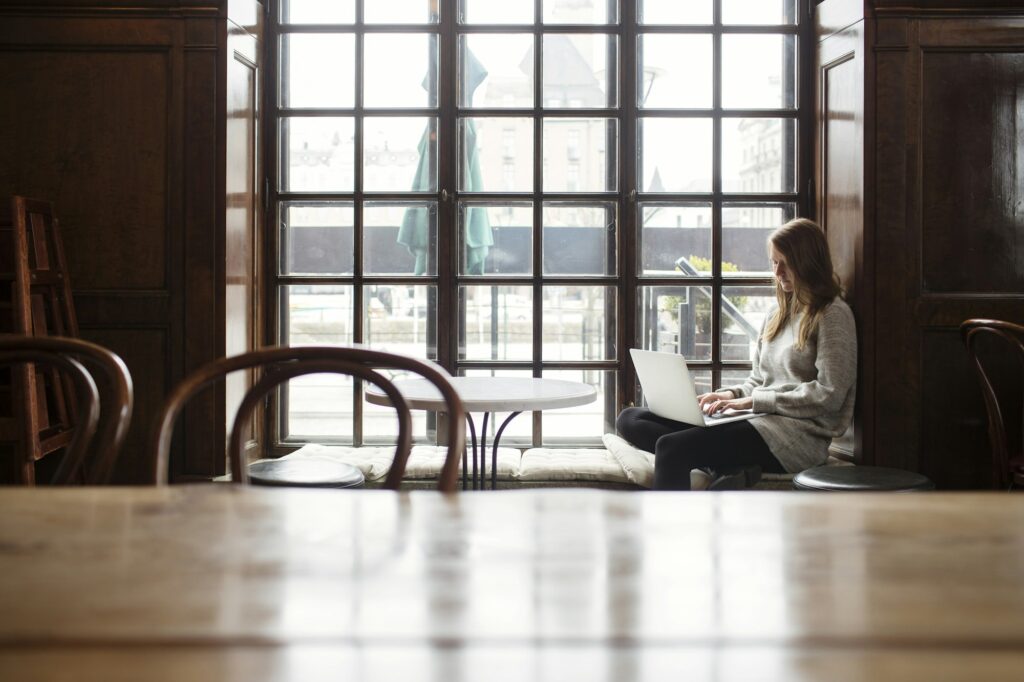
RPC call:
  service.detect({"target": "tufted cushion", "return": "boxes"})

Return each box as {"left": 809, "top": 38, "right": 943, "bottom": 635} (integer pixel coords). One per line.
{"left": 602, "top": 433, "right": 656, "bottom": 487}
{"left": 404, "top": 445, "right": 521, "bottom": 480}
{"left": 283, "top": 444, "right": 521, "bottom": 481}
{"left": 283, "top": 444, "right": 395, "bottom": 481}
{"left": 518, "top": 448, "right": 632, "bottom": 484}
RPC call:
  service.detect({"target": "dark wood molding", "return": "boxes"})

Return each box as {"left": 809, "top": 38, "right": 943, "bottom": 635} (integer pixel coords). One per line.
{"left": 0, "top": 1, "right": 225, "bottom": 13}
{"left": 873, "top": 0, "right": 1024, "bottom": 14}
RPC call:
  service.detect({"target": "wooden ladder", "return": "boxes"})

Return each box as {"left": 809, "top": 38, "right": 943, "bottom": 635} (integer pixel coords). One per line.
{"left": 0, "top": 196, "right": 81, "bottom": 484}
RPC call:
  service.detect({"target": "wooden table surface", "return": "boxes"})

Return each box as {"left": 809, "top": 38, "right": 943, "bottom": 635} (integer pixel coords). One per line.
{"left": 2, "top": 487, "right": 1024, "bottom": 680}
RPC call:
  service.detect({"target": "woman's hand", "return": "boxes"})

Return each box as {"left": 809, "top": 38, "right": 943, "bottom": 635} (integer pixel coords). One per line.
{"left": 697, "top": 391, "right": 753, "bottom": 415}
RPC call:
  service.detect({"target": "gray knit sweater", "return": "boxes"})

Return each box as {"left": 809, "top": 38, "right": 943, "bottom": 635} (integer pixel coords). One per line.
{"left": 721, "top": 299, "right": 857, "bottom": 473}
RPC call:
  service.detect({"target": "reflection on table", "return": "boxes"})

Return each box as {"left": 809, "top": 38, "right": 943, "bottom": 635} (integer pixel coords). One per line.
{"left": 2, "top": 487, "right": 1024, "bottom": 681}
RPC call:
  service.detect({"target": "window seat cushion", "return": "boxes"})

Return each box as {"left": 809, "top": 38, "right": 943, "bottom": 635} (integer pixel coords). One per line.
{"left": 517, "top": 448, "right": 633, "bottom": 484}
{"left": 281, "top": 441, "right": 852, "bottom": 489}
{"left": 283, "top": 443, "right": 521, "bottom": 481}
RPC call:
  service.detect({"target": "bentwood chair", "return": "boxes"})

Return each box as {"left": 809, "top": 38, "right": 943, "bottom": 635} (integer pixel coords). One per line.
{"left": 0, "top": 335, "right": 133, "bottom": 484}
{"left": 151, "top": 345, "right": 467, "bottom": 491}
{"left": 961, "top": 319, "right": 1024, "bottom": 490}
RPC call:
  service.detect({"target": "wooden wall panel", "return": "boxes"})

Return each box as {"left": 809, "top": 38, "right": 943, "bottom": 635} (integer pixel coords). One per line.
{"left": 920, "top": 328, "right": 991, "bottom": 488}
{"left": 816, "top": 1, "right": 1024, "bottom": 487}
{"left": 0, "top": 2, "right": 238, "bottom": 483}
{"left": 181, "top": 43, "right": 222, "bottom": 479}
{"left": 0, "top": 51, "right": 168, "bottom": 289}
{"left": 909, "top": 18, "right": 1024, "bottom": 487}
{"left": 921, "top": 50, "right": 1024, "bottom": 294}
{"left": 872, "top": 21, "right": 915, "bottom": 473}
{"left": 81, "top": 328, "right": 168, "bottom": 484}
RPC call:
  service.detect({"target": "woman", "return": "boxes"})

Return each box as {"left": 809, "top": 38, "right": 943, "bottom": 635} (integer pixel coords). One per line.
{"left": 616, "top": 218, "right": 857, "bottom": 490}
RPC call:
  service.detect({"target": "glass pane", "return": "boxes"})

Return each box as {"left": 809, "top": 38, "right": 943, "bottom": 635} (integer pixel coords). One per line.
{"left": 365, "top": 201, "right": 437, "bottom": 276}
{"left": 285, "top": 372, "right": 353, "bottom": 439}
{"left": 280, "top": 34, "right": 354, "bottom": 108}
{"left": 544, "top": 34, "right": 616, "bottom": 109}
{"left": 364, "top": 34, "right": 438, "bottom": 108}
{"left": 638, "top": 0, "right": 712, "bottom": 24}
{"left": 281, "top": 117, "right": 354, "bottom": 192}
{"left": 721, "top": 286, "right": 776, "bottom": 361}
{"left": 722, "top": 35, "right": 796, "bottom": 109}
{"left": 282, "top": 0, "right": 355, "bottom": 24}
{"left": 723, "top": 0, "right": 798, "bottom": 25}
{"left": 639, "top": 203, "right": 711, "bottom": 276}
{"left": 363, "top": 284, "right": 436, "bottom": 359}
{"left": 462, "top": 368, "right": 534, "bottom": 442}
{"left": 459, "top": 202, "right": 532, "bottom": 276}
{"left": 460, "top": 0, "right": 534, "bottom": 24}
{"left": 637, "top": 286, "right": 713, "bottom": 361}
{"left": 283, "top": 284, "right": 354, "bottom": 346}
{"left": 459, "top": 35, "right": 534, "bottom": 108}
{"left": 542, "top": 286, "right": 615, "bottom": 360}
{"left": 459, "top": 286, "right": 533, "bottom": 360}
{"left": 722, "top": 202, "right": 796, "bottom": 276}
{"left": 362, "top": 386, "right": 432, "bottom": 443}
{"left": 365, "top": 0, "right": 439, "bottom": 23}
{"left": 543, "top": 370, "right": 614, "bottom": 445}
{"left": 639, "top": 118, "right": 712, "bottom": 193}
{"left": 543, "top": 118, "right": 617, "bottom": 192}
{"left": 690, "top": 370, "right": 713, "bottom": 398}
{"left": 722, "top": 118, "right": 796, "bottom": 193}
{"left": 544, "top": 0, "right": 616, "bottom": 24}
{"left": 459, "top": 117, "right": 533, "bottom": 192}
{"left": 280, "top": 202, "right": 354, "bottom": 275}
{"left": 363, "top": 117, "right": 436, "bottom": 192}
{"left": 638, "top": 34, "right": 712, "bottom": 109}
{"left": 543, "top": 202, "right": 616, "bottom": 275}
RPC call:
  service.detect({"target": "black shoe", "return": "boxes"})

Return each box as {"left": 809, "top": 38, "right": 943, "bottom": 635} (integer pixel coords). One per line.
{"left": 707, "top": 465, "right": 762, "bottom": 490}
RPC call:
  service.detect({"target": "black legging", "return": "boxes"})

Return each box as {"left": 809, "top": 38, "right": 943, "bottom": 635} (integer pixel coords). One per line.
{"left": 615, "top": 406, "right": 786, "bottom": 490}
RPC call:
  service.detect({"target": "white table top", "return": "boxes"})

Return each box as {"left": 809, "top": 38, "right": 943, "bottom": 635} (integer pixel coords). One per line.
{"left": 365, "top": 376, "right": 597, "bottom": 412}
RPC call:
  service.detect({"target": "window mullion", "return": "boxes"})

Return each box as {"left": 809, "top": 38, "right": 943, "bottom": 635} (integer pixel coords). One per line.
{"left": 620, "top": 0, "right": 638, "bottom": 411}
{"left": 711, "top": 0, "right": 723, "bottom": 384}
{"left": 437, "top": 0, "right": 457, "bottom": 375}
{"left": 532, "top": 0, "right": 544, "bottom": 446}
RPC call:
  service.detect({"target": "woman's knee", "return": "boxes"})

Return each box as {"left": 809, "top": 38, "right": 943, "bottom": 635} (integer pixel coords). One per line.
{"left": 615, "top": 406, "right": 646, "bottom": 433}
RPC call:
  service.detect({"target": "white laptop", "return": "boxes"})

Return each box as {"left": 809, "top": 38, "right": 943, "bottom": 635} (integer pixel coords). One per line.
{"left": 629, "top": 348, "right": 758, "bottom": 427}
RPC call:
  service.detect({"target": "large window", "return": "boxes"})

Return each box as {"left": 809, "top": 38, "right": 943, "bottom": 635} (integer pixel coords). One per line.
{"left": 270, "top": 0, "right": 806, "bottom": 448}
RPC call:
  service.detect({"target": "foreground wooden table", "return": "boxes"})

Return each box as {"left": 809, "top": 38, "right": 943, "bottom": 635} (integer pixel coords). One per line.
{"left": 2, "top": 487, "right": 1024, "bottom": 681}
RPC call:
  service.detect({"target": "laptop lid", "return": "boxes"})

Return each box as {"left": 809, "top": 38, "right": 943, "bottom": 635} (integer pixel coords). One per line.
{"left": 628, "top": 348, "right": 757, "bottom": 427}
{"left": 629, "top": 348, "right": 706, "bottom": 425}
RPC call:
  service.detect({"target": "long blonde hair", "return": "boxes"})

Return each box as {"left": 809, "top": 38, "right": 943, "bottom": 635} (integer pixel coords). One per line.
{"left": 762, "top": 218, "right": 842, "bottom": 348}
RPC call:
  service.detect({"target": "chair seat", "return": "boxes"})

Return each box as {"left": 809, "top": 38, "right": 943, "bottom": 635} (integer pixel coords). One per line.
{"left": 793, "top": 465, "right": 935, "bottom": 492}
{"left": 248, "top": 457, "right": 365, "bottom": 489}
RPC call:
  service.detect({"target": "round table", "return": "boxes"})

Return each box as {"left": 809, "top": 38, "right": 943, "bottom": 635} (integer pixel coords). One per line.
{"left": 366, "top": 376, "right": 597, "bottom": 489}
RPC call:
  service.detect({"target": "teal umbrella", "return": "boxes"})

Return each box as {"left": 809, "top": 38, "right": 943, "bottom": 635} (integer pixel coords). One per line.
{"left": 397, "top": 47, "right": 492, "bottom": 275}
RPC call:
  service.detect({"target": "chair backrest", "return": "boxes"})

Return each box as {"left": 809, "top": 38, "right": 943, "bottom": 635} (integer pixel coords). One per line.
{"left": 960, "top": 319, "right": 1024, "bottom": 490}
{"left": 1, "top": 197, "right": 90, "bottom": 482}
{"left": 7, "top": 197, "right": 79, "bottom": 338}
{"left": 152, "top": 345, "right": 467, "bottom": 491}
{"left": 0, "top": 335, "right": 133, "bottom": 484}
